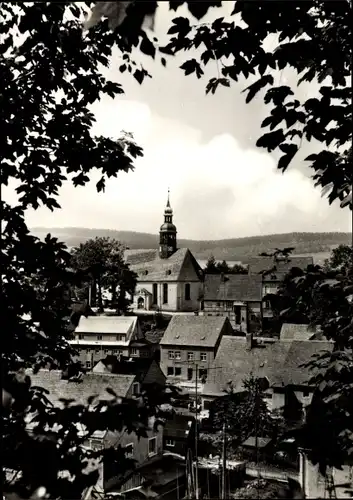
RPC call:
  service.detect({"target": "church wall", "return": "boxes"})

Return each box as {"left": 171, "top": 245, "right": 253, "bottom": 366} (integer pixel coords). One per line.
{"left": 177, "top": 281, "right": 202, "bottom": 311}
{"left": 133, "top": 282, "right": 179, "bottom": 311}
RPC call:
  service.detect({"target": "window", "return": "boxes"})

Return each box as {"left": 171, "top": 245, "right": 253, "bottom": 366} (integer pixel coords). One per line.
{"left": 125, "top": 443, "right": 134, "bottom": 458}
{"left": 200, "top": 352, "right": 207, "bottom": 362}
{"left": 187, "top": 352, "right": 194, "bottom": 361}
{"left": 175, "top": 367, "right": 182, "bottom": 376}
{"left": 86, "top": 349, "right": 91, "bottom": 354}
{"left": 78, "top": 334, "right": 85, "bottom": 340}
{"left": 199, "top": 369, "right": 208, "bottom": 382}
{"left": 95, "top": 348, "right": 100, "bottom": 354}
{"left": 203, "top": 400, "right": 211, "bottom": 410}
{"left": 148, "top": 437, "right": 157, "bottom": 456}
{"left": 226, "top": 301, "right": 233, "bottom": 309}
{"left": 168, "top": 351, "right": 175, "bottom": 360}
{"left": 302, "top": 389, "right": 310, "bottom": 398}
{"left": 167, "top": 367, "right": 174, "bottom": 376}
{"left": 116, "top": 334, "right": 125, "bottom": 341}
{"left": 175, "top": 351, "right": 181, "bottom": 360}
{"left": 185, "top": 283, "right": 191, "bottom": 301}
{"left": 132, "top": 382, "right": 140, "bottom": 395}
{"left": 131, "top": 348, "right": 138, "bottom": 356}
{"left": 86, "top": 361, "right": 91, "bottom": 368}
{"left": 97, "top": 335, "right": 102, "bottom": 340}
{"left": 104, "top": 349, "right": 109, "bottom": 355}
{"left": 187, "top": 368, "right": 193, "bottom": 381}
{"left": 234, "top": 306, "right": 241, "bottom": 325}
{"left": 152, "top": 283, "right": 158, "bottom": 304}
{"left": 166, "top": 439, "right": 175, "bottom": 447}
{"left": 216, "top": 302, "right": 220, "bottom": 307}
{"left": 163, "top": 283, "right": 168, "bottom": 304}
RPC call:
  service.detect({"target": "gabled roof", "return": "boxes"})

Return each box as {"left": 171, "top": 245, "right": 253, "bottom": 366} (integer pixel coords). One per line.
{"left": 242, "top": 436, "right": 272, "bottom": 448}
{"left": 125, "top": 248, "right": 202, "bottom": 282}
{"left": 27, "top": 369, "right": 135, "bottom": 406}
{"left": 160, "top": 315, "right": 231, "bottom": 347}
{"left": 280, "top": 323, "right": 322, "bottom": 341}
{"left": 204, "top": 274, "right": 262, "bottom": 302}
{"left": 203, "top": 336, "right": 333, "bottom": 394}
{"left": 75, "top": 316, "right": 138, "bottom": 338}
{"left": 246, "top": 256, "right": 313, "bottom": 275}
{"left": 93, "top": 356, "right": 157, "bottom": 380}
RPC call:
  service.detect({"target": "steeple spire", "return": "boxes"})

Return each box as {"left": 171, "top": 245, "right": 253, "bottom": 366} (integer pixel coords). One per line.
{"left": 159, "top": 188, "right": 177, "bottom": 259}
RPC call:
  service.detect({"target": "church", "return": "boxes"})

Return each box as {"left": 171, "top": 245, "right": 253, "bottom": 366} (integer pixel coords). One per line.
{"left": 125, "top": 192, "right": 204, "bottom": 313}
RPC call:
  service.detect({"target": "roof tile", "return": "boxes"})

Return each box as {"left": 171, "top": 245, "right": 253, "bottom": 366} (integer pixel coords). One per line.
{"left": 160, "top": 315, "right": 232, "bottom": 347}
{"left": 204, "top": 274, "right": 262, "bottom": 302}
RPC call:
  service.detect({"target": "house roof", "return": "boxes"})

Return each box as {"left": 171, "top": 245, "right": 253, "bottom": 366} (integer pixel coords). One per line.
{"left": 160, "top": 315, "right": 230, "bottom": 347}
{"left": 203, "top": 336, "right": 334, "bottom": 394}
{"left": 204, "top": 274, "right": 262, "bottom": 302}
{"left": 246, "top": 256, "right": 313, "bottom": 275}
{"left": 124, "top": 248, "right": 202, "bottom": 282}
{"left": 242, "top": 436, "right": 272, "bottom": 448}
{"left": 92, "top": 356, "right": 159, "bottom": 381}
{"left": 280, "top": 323, "right": 322, "bottom": 341}
{"left": 75, "top": 316, "right": 138, "bottom": 338}
{"left": 27, "top": 369, "right": 135, "bottom": 406}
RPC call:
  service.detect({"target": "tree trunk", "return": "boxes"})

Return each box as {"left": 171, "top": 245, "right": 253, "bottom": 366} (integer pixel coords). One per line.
{"left": 97, "top": 275, "right": 103, "bottom": 312}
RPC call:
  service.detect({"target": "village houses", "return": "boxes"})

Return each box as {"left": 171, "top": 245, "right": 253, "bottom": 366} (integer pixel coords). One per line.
{"left": 159, "top": 315, "right": 234, "bottom": 387}
{"left": 202, "top": 273, "right": 263, "bottom": 333}
{"left": 69, "top": 315, "right": 150, "bottom": 368}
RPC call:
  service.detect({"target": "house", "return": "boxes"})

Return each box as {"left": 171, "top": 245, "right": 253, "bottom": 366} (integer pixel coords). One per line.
{"left": 69, "top": 315, "right": 144, "bottom": 368}
{"left": 247, "top": 256, "right": 313, "bottom": 325}
{"left": 27, "top": 369, "right": 164, "bottom": 496}
{"left": 203, "top": 273, "right": 263, "bottom": 333}
{"left": 160, "top": 315, "right": 234, "bottom": 388}
{"left": 92, "top": 355, "right": 166, "bottom": 390}
{"left": 125, "top": 191, "right": 204, "bottom": 313}
{"left": 163, "top": 413, "right": 195, "bottom": 458}
{"left": 201, "top": 334, "right": 334, "bottom": 418}
{"left": 280, "top": 323, "right": 324, "bottom": 341}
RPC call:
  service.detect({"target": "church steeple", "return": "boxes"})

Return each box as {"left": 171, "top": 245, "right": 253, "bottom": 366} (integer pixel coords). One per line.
{"left": 159, "top": 188, "right": 177, "bottom": 259}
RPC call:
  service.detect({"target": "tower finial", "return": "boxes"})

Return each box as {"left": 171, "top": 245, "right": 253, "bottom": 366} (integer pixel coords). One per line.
{"left": 167, "top": 187, "right": 170, "bottom": 208}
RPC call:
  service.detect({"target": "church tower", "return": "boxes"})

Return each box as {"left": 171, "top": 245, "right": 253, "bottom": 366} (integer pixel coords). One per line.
{"left": 159, "top": 189, "right": 177, "bottom": 259}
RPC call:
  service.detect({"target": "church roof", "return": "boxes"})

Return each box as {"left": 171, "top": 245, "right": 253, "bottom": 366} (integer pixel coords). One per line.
{"left": 125, "top": 248, "right": 202, "bottom": 282}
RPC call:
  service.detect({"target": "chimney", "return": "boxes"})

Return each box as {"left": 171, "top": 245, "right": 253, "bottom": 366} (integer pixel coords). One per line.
{"left": 246, "top": 332, "right": 254, "bottom": 350}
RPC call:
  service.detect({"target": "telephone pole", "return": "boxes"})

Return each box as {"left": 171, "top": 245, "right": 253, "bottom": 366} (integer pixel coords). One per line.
{"left": 221, "top": 419, "right": 227, "bottom": 500}
{"left": 195, "top": 363, "right": 199, "bottom": 500}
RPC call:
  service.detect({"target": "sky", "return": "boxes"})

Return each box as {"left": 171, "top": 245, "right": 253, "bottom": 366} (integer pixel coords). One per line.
{"left": 6, "top": 2, "right": 352, "bottom": 240}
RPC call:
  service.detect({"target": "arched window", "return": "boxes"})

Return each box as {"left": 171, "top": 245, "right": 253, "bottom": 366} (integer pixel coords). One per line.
{"left": 185, "top": 283, "right": 191, "bottom": 301}
{"left": 152, "top": 283, "right": 157, "bottom": 304}
{"left": 163, "top": 283, "right": 168, "bottom": 304}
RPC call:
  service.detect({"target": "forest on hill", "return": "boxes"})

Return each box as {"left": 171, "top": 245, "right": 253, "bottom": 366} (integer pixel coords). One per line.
{"left": 31, "top": 227, "right": 351, "bottom": 261}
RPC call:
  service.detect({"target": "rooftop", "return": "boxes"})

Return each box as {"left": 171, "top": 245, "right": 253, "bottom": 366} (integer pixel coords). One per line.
{"left": 27, "top": 369, "right": 135, "bottom": 406}
{"left": 160, "top": 315, "right": 232, "bottom": 347}
{"left": 75, "top": 315, "right": 138, "bottom": 337}
{"left": 92, "top": 356, "right": 162, "bottom": 381}
{"left": 125, "top": 248, "right": 202, "bottom": 282}
{"left": 203, "top": 336, "right": 333, "bottom": 394}
{"left": 204, "top": 274, "right": 262, "bottom": 302}
{"left": 246, "top": 256, "right": 314, "bottom": 275}
{"left": 280, "top": 323, "right": 323, "bottom": 341}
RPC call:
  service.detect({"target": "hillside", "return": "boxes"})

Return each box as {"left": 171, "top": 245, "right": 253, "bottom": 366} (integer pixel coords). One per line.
{"left": 30, "top": 227, "right": 351, "bottom": 261}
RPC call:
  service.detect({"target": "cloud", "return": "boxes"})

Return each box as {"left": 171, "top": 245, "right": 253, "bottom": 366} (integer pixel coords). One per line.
{"left": 10, "top": 98, "right": 349, "bottom": 239}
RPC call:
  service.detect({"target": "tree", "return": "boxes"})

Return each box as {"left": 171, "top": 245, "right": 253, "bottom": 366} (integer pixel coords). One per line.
{"left": 272, "top": 246, "right": 353, "bottom": 472}
{"left": 162, "top": 1, "right": 352, "bottom": 209}
{"left": 204, "top": 254, "right": 218, "bottom": 274}
{"left": 70, "top": 237, "right": 137, "bottom": 313}
{"left": 231, "top": 264, "right": 248, "bottom": 275}
{"left": 1, "top": 3, "right": 165, "bottom": 498}
{"left": 323, "top": 243, "right": 353, "bottom": 275}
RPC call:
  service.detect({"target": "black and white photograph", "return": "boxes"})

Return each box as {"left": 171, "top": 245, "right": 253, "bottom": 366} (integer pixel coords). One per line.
{"left": 2, "top": 1, "right": 352, "bottom": 499}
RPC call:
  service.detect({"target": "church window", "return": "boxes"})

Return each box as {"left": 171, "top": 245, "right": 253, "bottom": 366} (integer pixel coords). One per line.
{"left": 152, "top": 283, "right": 157, "bottom": 304}
{"left": 144, "top": 270, "right": 148, "bottom": 275}
{"left": 163, "top": 283, "right": 168, "bottom": 304}
{"left": 185, "top": 283, "right": 191, "bottom": 300}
